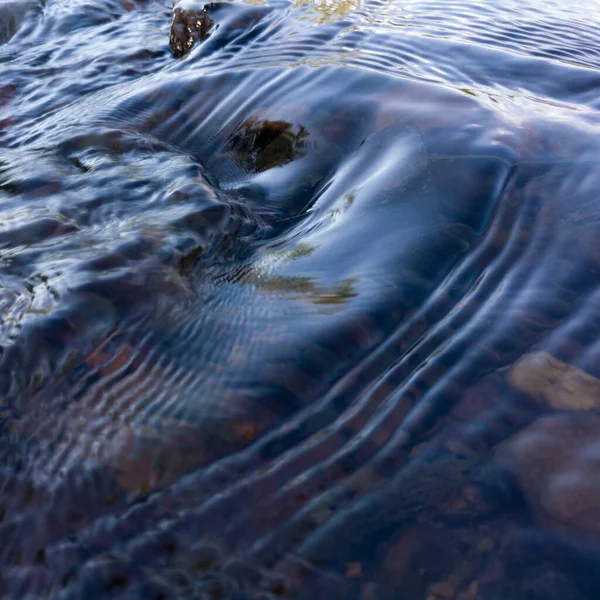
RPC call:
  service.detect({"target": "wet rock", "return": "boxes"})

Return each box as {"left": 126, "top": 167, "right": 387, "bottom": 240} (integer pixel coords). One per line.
{"left": 170, "top": 0, "right": 214, "bottom": 57}
{"left": 497, "top": 413, "right": 600, "bottom": 533}
{"left": 170, "top": 1, "right": 271, "bottom": 57}
{"left": 228, "top": 118, "right": 309, "bottom": 173}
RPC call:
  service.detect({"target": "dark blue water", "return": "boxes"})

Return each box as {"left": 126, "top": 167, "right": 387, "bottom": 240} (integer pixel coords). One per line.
{"left": 2, "top": 0, "right": 600, "bottom": 598}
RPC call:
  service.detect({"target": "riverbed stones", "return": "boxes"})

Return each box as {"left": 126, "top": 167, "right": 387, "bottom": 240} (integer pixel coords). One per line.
{"left": 496, "top": 413, "right": 600, "bottom": 534}
{"left": 507, "top": 352, "right": 600, "bottom": 411}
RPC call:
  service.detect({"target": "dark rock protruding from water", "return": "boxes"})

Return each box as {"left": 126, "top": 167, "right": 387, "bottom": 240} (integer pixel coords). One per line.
{"left": 170, "top": 1, "right": 271, "bottom": 57}
{"left": 170, "top": 0, "right": 214, "bottom": 57}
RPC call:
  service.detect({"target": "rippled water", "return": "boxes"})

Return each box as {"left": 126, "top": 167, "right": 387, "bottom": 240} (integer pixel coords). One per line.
{"left": 2, "top": 0, "right": 600, "bottom": 598}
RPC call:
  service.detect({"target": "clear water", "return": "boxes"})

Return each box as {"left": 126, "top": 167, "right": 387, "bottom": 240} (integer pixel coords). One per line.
{"left": 2, "top": 0, "right": 600, "bottom": 598}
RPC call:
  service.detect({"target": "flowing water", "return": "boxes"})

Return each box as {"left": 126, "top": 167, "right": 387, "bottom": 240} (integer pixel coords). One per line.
{"left": 2, "top": 0, "right": 600, "bottom": 598}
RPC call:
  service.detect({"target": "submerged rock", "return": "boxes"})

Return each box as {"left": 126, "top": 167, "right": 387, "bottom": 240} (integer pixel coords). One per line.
{"left": 497, "top": 413, "right": 600, "bottom": 534}
{"left": 507, "top": 352, "right": 600, "bottom": 411}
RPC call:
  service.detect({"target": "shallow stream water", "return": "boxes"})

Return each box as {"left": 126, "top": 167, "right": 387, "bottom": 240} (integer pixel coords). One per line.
{"left": 2, "top": 0, "right": 600, "bottom": 598}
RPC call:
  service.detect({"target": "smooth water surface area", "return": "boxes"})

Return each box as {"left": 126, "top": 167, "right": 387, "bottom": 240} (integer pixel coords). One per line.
{"left": 2, "top": 0, "right": 600, "bottom": 598}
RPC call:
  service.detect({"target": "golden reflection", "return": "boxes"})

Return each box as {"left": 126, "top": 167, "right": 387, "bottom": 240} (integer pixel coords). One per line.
{"left": 328, "top": 191, "right": 356, "bottom": 222}
{"left": 285, "top": 242, "right": 317, "bottom": 261}
{"left": 293, "top": 0, "right": 362, "bottom": 21}
{"left": 246, "top": 271, "right": 358, "bottom": 306}
{"left": 241, "top": 240, "right": 358, "bottom": 306}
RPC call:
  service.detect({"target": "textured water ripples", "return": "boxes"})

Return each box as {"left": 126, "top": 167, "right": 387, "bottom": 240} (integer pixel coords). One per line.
{"left": 2, "top": 0, "right": 600, "bottom": 598}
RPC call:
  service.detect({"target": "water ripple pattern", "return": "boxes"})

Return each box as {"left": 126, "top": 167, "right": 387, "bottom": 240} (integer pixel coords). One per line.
{"left": 2, "top": 0, "right": 600, "bottom": 599}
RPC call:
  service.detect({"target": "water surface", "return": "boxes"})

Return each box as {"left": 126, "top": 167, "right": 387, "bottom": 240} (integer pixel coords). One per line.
{"left": 2, "top": 0, "right": 600, "bottom": 598}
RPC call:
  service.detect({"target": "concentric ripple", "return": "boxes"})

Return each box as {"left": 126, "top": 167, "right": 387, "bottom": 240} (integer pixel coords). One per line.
{"left": 2, "top": 0, "right": 600, "bottom": 598}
